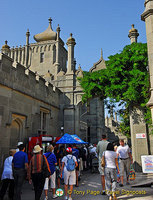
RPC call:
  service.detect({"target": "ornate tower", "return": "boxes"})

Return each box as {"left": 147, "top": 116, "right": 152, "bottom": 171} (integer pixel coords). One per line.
{"left": 141, "top": 0, "right": 153, "bottom": 119}
{"left": 128, "top": 24, "right": 139, "bottom": 43}
{"left": 1, "top": 41, "right": 10, "bottom": 56}
{"left": 66, "top": 33, "right": 76, "bottom": 74}
{"left": 25, "top": 29, "right": 30, "bottom": 68}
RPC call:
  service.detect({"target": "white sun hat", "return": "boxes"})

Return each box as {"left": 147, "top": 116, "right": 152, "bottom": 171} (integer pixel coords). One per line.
{"left": 33, "top": 145, "right": 42, "bottom": 153}
{"left": 17, "top": 142, "right": 23, "bottom": 147}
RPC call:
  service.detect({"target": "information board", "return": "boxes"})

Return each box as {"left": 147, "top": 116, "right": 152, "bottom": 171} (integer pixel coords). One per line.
{"left": 141, "top": 155, "right": 153, "bottom": 173}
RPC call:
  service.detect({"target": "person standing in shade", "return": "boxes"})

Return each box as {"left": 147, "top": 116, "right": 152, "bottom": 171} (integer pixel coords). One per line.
{"left": 117, "top": 139, "right": 133, "bottom": 187}
{"left": 103, "top": 143, "right": 119, "bottom": 200}
{"left": 12, "top": 144, "right": 28, "bottom": 200}
{"left": 72, "top": 145, "right": 80, "bottom": 187}
{"left": 96, "top": 134, "right": 109, "bottom": 195}
{"left": 27, "top": 145, "right": 51, "bottom": 200}
{"left": 43, "top": 145, "right": 58, "bottom": 200}
{"left": 0, "top": 149, "right": 16, "bottom": 200}
{"left": 61, "top": 147, "right": 78, "bottom": 200}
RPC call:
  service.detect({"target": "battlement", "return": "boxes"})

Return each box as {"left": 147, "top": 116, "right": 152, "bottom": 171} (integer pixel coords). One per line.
{"left": 0, "top": 53, "right": 61, "bottom": 107}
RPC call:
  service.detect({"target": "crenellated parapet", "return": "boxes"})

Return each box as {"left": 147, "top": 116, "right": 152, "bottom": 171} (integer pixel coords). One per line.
{"left": 0, "top": 53, "right": 61, "bottom": 107}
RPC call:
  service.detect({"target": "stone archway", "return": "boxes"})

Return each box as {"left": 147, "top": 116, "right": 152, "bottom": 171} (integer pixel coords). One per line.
{"left": 10, "top": 114, "right": 26, "bottom": 148}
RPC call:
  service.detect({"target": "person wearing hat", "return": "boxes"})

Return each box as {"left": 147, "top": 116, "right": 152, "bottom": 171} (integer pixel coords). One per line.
{"left": 16, "top": 142, "right": 23, "bottom": 152}
{"left": 61, "top": 147, "right": 78, "bottom": 200}
{"left": 12, "top": 143, "right": 28, "bottom": 200}
{"left": 0, "top": 149, "right": 16, "bottom": 200}
{"left": 43, "top": 145, "right": 57, "bottom": 200}
{"left": 27, "top": 145, "right": 51, "bottom": 200}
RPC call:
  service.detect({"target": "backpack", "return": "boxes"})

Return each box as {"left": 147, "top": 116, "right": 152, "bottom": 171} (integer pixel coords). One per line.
{"left": 66, "top": 155, "right": 75, "bottom": 171}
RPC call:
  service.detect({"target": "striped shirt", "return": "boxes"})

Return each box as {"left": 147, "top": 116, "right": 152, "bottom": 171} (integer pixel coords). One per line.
{"left": 27, "top": 154, "right": 50, "bottom": 179}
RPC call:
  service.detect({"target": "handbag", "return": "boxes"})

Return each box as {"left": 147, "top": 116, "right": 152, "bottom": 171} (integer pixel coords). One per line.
{"left": 101, "top": 151, "right": 105, "bottom": 167}
{"left": 129, "top": 164, "right": 136, "bottom": 181}
{"left": 42, "top": 155, "right": 51, "bottom": 178}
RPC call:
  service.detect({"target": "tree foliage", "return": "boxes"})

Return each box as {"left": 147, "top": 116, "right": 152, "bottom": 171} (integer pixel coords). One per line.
{"left": 78, "top": 43, "right": 150, "bottom": 137}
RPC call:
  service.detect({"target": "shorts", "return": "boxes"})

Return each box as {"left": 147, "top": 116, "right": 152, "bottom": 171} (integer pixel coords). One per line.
{"left": 119, "top": 158, "right": 130, "bottom": 177}
{"left": 44, "top": 172, "right": 56, "bottom": 189}
{"left": 98, "top": 159, "right": 104, "bottom": 175}
{"left": 64, "top": 170, "right": 76, "bottom": 185}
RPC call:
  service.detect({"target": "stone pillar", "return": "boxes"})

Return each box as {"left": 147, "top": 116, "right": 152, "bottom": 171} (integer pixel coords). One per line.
{"left": 18, "top": 45, "right": 22, "bottom": 63}
{"left": 141, "top": 0, "right": 153, "bottom": 121}
{"left": 25, "top": 29, "right": 30, "bottom": 68}
{"left": 129, "top": 106, "right": 149, "bottom": 171}
{"left": 21, "top": 46, "right": 25, "bottom": 65}
{"left": 55, "top": 24, "right": 60, "bottom": 78}
{"left": 10, "top": 47, "right": 14, "bottom": 60}
{"left": 128, "top": 21, "right": 149, "bottom": 171}
{"left": 14, "top": 46, "right": 18, "bottom": 62}
{"left": 66, "top": 33, "right": 76, "bottom": 74}
{"left": 128, "top": 24, "right": 139, "bottom": 43}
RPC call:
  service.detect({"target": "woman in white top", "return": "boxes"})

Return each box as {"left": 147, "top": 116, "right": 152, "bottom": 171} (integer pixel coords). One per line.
{"left": 0, "top": 149, "right": 16, "bottom": 200}
{"left": 102, "top": 143, "right": 119, "bottom": 200}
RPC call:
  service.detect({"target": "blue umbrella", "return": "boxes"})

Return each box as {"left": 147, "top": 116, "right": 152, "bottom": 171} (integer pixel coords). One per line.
{"left": 56, "top": 133, "right": 88, "bottom": 144}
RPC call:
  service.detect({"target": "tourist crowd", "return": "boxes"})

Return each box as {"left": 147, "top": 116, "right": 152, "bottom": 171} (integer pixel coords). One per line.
{"left": 0, "top": 136, "right": 133, "bottom": 200}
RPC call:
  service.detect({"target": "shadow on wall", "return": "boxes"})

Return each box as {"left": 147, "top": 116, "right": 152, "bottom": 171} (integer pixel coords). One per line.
{"left": 133, "top": 161, "right": 142, "bottom": 172}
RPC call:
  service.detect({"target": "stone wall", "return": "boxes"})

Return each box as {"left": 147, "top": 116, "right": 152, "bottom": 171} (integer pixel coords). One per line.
{"left": 0, "top": 53, "right": 61, "bottom": 171}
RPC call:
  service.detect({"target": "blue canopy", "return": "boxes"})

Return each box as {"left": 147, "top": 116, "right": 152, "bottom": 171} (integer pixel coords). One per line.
{"left": 56, "top": 133, "right": 88, "bottom": 144}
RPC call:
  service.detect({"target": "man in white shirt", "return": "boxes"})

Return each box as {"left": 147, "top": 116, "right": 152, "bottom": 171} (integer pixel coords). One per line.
{"left": 117, "top": 139, "right": 133, "bottom": 187}
{"left": 96, "top": 135, "right": 109, "bottom": 195}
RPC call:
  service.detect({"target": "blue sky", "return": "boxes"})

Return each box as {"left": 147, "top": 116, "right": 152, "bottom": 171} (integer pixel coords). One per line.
{"left": 0, "top": 0, "right": 146, "bottom": 71}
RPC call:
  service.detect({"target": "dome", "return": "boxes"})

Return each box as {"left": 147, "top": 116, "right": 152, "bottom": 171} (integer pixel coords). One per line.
{"left": 66, "top": 33, "right": 76, "bottom": 45}
{"left": 2, "top": 40, "right": 10, "bottom": 50}
{"left": 129, "top": 24, "right": 138, "bottom": 33}
{"left": 34, "top": 18, "right": 57, "bottom": 42}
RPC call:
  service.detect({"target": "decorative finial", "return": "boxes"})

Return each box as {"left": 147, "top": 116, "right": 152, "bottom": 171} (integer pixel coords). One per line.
{"left": 101, "top": 48, "right": 103, "bottom": 59}
{"left": 48, "top": 17, "right": 52, "bottom": 25}
{"left": 56, "top": 24, "right": 61, "bottom": 32}
{"left": 5, "top": 40, "right": 8, "bottom": 45}
{"left": 26, "top": 29, "right": 30, "bottom": 36}
{"left": 70, "top": 33, "right": 73, "bottom": 37}
{"left": 132, "top": 24, "right": 134, "bottom": 29}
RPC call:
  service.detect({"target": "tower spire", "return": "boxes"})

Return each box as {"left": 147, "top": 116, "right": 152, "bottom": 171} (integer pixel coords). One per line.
{"left": 101, "top": 48, "right": 103, "bottom": 59}
{"left": 48, "top": 17, "right": 53, "bottom": 29}
{"left": 128, "top": 24, "right": 139, "bottom": 44}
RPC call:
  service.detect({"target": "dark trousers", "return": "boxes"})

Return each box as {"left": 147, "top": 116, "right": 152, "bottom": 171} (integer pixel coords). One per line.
{"left": 13, "top": 168, "right": 26, "bottom": 200}
{"left": 0, "top": 179, "right": 14, "bottom": 200}
{"left": 31, "top": 173, "right": 45, "bottom": 200}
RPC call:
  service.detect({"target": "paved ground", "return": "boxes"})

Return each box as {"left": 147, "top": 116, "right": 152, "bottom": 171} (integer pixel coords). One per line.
{"left": 3, "top": 170, "right": 153, "bottom": 200}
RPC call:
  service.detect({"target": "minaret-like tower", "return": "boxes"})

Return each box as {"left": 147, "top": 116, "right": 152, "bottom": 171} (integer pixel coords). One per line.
{"left": 141, "top": 0, "right": 153, "bottom": 119}
{"left": 55, "top": 24, "right": 60, "bottom": 78}
{"left": 128, "top": 24, "right": 139, "bottom": 43}
{"left": 25, "top": 29, "right": 30, "bottom": 68}
{"left": 66, "top": 33, "right": 76, "bottom": 73}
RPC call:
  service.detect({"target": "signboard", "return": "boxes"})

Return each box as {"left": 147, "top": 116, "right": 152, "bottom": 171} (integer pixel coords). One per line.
{"left": 141, "top": 155, "right": 153, "bottom": 173}
{"left": 42, "top": 137, "right": 52, "bottom": 142}
{"left": 136, "top": 133, "right": 146, "bottom": 139}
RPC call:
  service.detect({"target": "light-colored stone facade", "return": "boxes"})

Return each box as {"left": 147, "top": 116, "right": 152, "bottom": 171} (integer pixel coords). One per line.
{"left": 0, "top": 18, "right": 107, "bottom": 170}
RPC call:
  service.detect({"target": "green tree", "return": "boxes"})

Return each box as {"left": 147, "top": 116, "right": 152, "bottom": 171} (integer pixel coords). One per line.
{"left": 78, "top": 43, "right": 150, "bottom": 137}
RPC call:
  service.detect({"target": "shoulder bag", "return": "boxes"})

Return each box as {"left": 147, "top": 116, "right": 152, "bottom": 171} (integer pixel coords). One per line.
{"left": 42, "top": 155, "right": 51, "bottom": 178}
